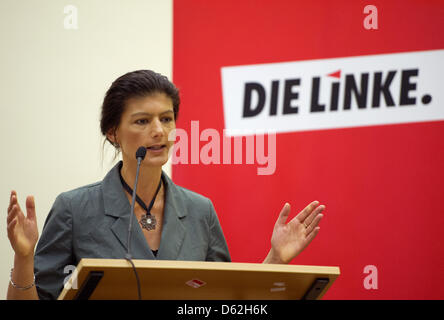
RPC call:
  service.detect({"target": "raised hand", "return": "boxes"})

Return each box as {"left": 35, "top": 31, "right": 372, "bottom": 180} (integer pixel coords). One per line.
{"left": 267, "top": 201, "right": 325, "bottom": 264}
{"left": 7, "top": 191, "right": 39, "bottom": 258}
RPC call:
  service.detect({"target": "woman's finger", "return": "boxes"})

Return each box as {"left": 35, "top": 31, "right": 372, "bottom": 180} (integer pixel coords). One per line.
{"left": 275, "top": 203, "right": 291, "bottom": 226}
{"left": 304, "top": 226, "right": 320, "bottom": 247}
{"left": 306, "top": 214, "right": 323, "bottom": 235}
{"left": 7, "top": 204, "right": 19, "bottom": 225}
{"left": 7, "top": 217, "right": 18, "bottom": 231}
{"left": 7, "top": 217, "right": 18, "bottom": 239}
{"left": 303, "top": 205, "right": 325, "bottom": 227}
{"left": 25, "top": 196, "right": 36, "bottom": 221}
{"left": 7, "top": 191, "right": 17, "bottom": 213}
{"left": 296, "top": 200, "right": 319, "bottom": 224}
{"left": 9, "top": 203, "right": 24, "bottom": 226}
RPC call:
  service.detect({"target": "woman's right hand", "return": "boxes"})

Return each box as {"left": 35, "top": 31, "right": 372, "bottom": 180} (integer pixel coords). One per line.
{"left": 7, "top": 191, "right": 39, "bottom": 258}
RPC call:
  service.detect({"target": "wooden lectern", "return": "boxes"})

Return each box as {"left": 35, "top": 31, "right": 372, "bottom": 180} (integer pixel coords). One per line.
{"left": 58, "top": 259, "right": 340, "bottom": 300}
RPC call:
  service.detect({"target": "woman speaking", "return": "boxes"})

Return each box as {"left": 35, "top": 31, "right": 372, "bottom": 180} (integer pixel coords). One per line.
{"left": 6, "top": 70, "right": 325, "bottom": 300}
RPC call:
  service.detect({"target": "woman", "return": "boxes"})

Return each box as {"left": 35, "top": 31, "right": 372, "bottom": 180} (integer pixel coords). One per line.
{"left": 6, "top": 70, "right": 325, "bottom": 300}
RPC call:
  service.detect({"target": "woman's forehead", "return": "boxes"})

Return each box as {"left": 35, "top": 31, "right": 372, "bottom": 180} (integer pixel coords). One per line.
{"left": 124, "top": 93, "right": 174, "bottom": 115}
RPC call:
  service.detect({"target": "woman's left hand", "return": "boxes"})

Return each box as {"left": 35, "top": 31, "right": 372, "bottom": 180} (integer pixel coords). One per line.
{"left": 265, "top": 201, "right": 325, "bottom": 264}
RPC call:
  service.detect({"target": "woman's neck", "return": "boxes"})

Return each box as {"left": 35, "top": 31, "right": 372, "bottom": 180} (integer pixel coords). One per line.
{"left": 120, "top": 160, "right": 163, "bottom": 203}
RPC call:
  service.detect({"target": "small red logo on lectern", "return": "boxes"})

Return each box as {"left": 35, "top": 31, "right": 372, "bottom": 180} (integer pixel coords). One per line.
{"left": 186, "top": 278, "right": 206, "bottom": 288}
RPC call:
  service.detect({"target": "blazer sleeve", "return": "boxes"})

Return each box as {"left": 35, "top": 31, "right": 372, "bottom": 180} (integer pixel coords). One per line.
{"left": 205, "top": 199, "right": 231, "bottom": 262}
{"left": 34, "top": 193, "right": 74, "bottom": 300}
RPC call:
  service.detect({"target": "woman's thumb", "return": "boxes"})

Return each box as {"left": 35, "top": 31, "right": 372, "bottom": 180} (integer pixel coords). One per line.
{"left": 25, "top": 196, "right": 36, "bottom": 221}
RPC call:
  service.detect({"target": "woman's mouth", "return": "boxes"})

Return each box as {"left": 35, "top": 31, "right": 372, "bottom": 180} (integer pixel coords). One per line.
{"left": 146, "top": 144, "right": 167, "bottom": 153}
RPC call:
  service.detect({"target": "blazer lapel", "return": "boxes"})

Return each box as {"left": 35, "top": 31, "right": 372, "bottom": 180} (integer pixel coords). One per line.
{"left": 102, "top": 162, "right": 153, "bottom": 259}
{"left": 157, "top": 172, "right": 186, "bottom": 260}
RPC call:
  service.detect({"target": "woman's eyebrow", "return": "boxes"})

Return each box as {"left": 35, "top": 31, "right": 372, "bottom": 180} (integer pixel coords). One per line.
{"left": 130, "top": 110, "right": 174, "bottom": 117}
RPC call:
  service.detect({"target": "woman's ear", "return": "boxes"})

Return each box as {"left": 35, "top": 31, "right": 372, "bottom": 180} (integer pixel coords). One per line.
{"left": 106, "top": 129, "right": 119, "bottom": 148}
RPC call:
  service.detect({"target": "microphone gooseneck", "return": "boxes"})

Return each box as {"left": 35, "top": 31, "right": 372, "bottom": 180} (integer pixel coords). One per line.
{"left": 125, "top": 146, "right": 146, "bottom": 300}
{"left": 127, "top": 146, "right": 147, "bottom": 258}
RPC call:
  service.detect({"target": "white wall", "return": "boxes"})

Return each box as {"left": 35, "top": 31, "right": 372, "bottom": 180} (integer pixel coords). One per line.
{"left": 0, "top": 0, "right": 172, "bottom": 299}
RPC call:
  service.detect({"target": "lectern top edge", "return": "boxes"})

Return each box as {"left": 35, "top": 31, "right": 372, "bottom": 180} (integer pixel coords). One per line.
{"left": 78, "top": 258, "right": 340, "bottom": 275}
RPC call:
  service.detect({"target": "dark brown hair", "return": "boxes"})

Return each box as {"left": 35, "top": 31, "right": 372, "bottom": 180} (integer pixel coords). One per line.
{"left": 100, "top": 70, "right": 180, "bottom": 148}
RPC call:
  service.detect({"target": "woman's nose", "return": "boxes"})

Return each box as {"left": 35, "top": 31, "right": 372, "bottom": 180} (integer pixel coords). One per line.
{"left": 150, "top": 118, "right": 164, "bottom": 137}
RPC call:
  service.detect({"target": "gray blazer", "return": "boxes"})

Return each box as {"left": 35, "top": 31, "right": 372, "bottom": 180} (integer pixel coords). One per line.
{"left": 34, "top": 161, "right": 231, "bottom": 299}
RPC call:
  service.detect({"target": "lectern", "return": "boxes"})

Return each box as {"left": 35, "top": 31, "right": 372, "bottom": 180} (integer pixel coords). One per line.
{"left": 58, "top": 259, "right": 340, "bottom": 300}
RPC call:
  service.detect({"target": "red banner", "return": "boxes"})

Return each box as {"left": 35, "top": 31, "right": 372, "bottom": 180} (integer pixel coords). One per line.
{"left": 173, "top": 0, "right": 444, "bottom": 299}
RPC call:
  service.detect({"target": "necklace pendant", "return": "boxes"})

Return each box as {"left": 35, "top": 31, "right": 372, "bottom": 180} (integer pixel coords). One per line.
{"left": 140, "top": 214, "right": 157, "bottom": 231}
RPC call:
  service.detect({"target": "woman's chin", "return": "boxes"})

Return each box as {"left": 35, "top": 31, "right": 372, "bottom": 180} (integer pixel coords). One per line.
{"left": 141, "top": 156, "right": 169, "bottom": 168}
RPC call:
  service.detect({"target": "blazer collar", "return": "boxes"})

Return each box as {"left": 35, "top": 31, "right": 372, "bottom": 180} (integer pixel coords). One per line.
{"left": 102, "top": 161, "right": 186, "bottom": 259}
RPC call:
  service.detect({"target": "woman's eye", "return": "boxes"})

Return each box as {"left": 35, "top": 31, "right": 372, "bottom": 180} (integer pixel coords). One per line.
{"left": 161, "top": 117, "right": 173, "bottom": 123}
{"left": 135, "top": 119, "right": 148, "bottom": 125}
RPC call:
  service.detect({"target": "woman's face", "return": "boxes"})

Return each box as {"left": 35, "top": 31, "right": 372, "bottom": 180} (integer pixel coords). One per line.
{"left": 110, "top": 92, "right": 176, "bottom": 168}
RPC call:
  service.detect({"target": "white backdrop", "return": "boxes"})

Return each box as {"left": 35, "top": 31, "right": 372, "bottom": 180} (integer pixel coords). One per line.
{"left": 0, "top": 0, "right": 172, "bottom": 299}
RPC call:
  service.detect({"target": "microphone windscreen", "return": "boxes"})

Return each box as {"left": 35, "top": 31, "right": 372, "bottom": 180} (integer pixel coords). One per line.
{"left": 136, "top": 146, "right": 147, "bottom": 160}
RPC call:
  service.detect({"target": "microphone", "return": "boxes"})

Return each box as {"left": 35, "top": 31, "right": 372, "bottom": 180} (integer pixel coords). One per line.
{"left": 136, "top": 146, "right": 147, "bottom": 160}
{"left": 126, "top": 146, "right": 147, "bottom": 259}
{"left": 125, "top": 146, "right": 146, "bottom": 300}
